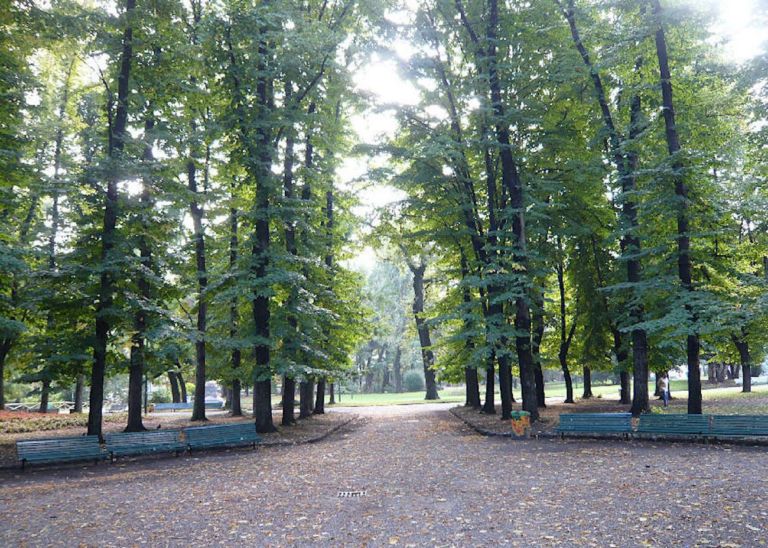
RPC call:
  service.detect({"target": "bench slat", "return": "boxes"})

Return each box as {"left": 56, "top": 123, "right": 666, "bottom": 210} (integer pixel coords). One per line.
{"left": 185, "top": 423, "right": 261, "bottom": 451}
{"left": 105, "top": 430, "right": 185, "bottom": 458}
{"left": 17, "top": 436, "right": 104, "bottom": 467}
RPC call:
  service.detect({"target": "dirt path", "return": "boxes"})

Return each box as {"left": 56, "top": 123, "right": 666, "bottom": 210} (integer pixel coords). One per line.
{"left": 1, "top": 406, "right": 766, "bottom": 547}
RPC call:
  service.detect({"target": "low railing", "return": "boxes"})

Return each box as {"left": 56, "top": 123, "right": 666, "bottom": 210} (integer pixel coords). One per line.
{"left": 4, "top": 401, "right": 90, "bottom": 413}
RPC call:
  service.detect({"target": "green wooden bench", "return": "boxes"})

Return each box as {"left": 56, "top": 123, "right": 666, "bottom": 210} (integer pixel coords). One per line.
{"left": 185, "top": 423, "right": 261, "bottom": 452}
{"left": 708, "top": 415, "right": 768, "bottom": 438}
{"left": 153, "top": 402, "right": 193, "bottom": 412}
{"left": 636, "top": 414, "right": 710, "bottom": 437}
{"left": 556, "top": 413, "right": 633, "bottom": 437}
{"left": 105, "top": 430, "right": 185, "bottom": 461}
{"left": 16, "top": 436, "right": 105, "bottom": 469}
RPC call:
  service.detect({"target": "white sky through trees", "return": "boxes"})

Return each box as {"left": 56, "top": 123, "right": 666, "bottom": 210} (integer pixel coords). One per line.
{"left": 343, "top": 0, "right": 766, "bottom": 273}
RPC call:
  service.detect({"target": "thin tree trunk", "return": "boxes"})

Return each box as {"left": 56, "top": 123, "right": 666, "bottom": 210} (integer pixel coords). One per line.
{"left": 314, "top": 378, "right": 325, "bottom": 414}
{"left": 329, "top": 382, "right": 335, "bottom": 404}
{"left": 39, "top": 379, "right": 50, "bottom": 413}
{"left": 0, "top": 342, "right": 8, "bottom": 410}
{"left": 484, "top": 0, "right": 537, "bottom": 420}
{"left": 126, "top": 115, "right": 156, "bottom": 433}
{"left": 410, "top": 263, "right": 439, "bottom": 400}
{"left": 189, "top": 145, "right": 209, "bottom": 422}
{"left": 532, "top": 288, "right": 546, "bottom": 407}
{"left": 732, "top": 331, "right": 752, "bottom": 393}
{"left": 582, "top": 367, "right": 593, "bottom": 399}
{"left": 168, "top": 371, "right": 180, "bottom": 403}
{"left": 558, "top": 0, "right": 650, "bottom": 416}
{"left": 73, "top": 374, "right": 84, "bottom": 412}
{"left": 282, "top": 376, "right": 296, "bottom": 425}
{"left": 482, "top": 356, "right": 495, "bottom": 414}
{"left": 175, "top": 369, "right": 187, "bottom": 403}
{"left": 88, "top": 0, "right": 136, "bottom": 439}
{"left": 229, "top": 187, "right": 242, "bottom": 416}
{"left": 460, "top": 250, "right": 481, "bottom": 408}
{"left": 556, "top": 243, "right": 576, "bottom": 404}
{"left": 393, "top": 347, "right": 403, "bottom": 393}
{"left": 651, "top": 0, "right": 701, "bottom": 414}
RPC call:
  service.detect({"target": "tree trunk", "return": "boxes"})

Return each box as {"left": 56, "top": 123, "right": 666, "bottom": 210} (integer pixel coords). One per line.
{"left": 168, "top": 371, "right": 180, "bottom": 403}
{"left": 559, "top": 1, "right": 650, "bottom": 416}
{"left": 314, "top": 378, "right": 325, "bottom": 414}
{"left": 620, "top": 371, "right": 631, "bottom": 405}
{"left": 282, "top": 376, "right": 296, "bottom": 425}
{"left": 0, "top": 341, "right": 7, "bottom": 410}
{"left": 732, "top": 332, "right": 752, "bottom": 393}
{"left": 39, "top": 378, "right": 50, "bottom": 413}
{"left": 532, "top": 289, "right": 546, "bottom": 407}
{"left": 299, "top": 381, "right": 312, "bottom": 419}
{"left": 582, "top": 366, "right": 593, "bottom": 399}
{"left": 482, "top": 357, "right": 495, "bottom": 414}
{"left": 189, "top": 147, "right": 209, "bottom": 422}
{"left": 126, "top": 115, "right": 156, "bottom": 433}
{"left": 651, "top": 0, "right": 701, "bottom": 415}
{"left": 228, "top": 184, "right": 242, "bottom": 416}
{"left": 329, "top": 382, "right": 335, "bottom": 404}
{"left": 485, "top": 0, "right": 536, "bottom": 421}
{"left": 177, "top": 369, "right": 188, "bottom": 403}
{"left": 250, "top": 26, "right": 276, "bottom": 435}
{"left": 393, "top": 347, "right": 403, "bottom": 393}
{"left": 73, "top": 374, "right": 84, "bottom": 412}
{"left": 410, "top": 264, "right": 439, "bottom": 400}
{"left": 556, "top": 246, "right": 576, "bottom": 404}
{"left": 88, "top": 0, "right": 136, "bottom": 439}
{"left": 460, "top": 251, "right": 481, "bottom": 409}
{"left": 465, "top": 367, "right": 481, "bottom": 409}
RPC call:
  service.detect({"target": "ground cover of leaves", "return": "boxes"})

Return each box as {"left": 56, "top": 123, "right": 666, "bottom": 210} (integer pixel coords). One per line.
{"left": 1, "top": 403, "right": 766, "bottom": 547}
{"left": 0, "top": 411, "right": 351, "bottom": 469}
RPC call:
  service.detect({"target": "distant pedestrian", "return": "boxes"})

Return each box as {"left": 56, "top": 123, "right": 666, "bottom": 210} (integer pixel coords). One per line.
{"left": 660, "top": 374, "right": 670, "bottom": 407}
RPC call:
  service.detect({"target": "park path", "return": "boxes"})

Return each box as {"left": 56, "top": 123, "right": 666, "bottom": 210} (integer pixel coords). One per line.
{"left": 1, "top": 405, "right": 767, "bottom": 547}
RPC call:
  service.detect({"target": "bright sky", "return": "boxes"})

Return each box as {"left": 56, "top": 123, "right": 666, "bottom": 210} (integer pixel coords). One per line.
{"left": 342, "top": 0, "right": 766, "bottom": 274}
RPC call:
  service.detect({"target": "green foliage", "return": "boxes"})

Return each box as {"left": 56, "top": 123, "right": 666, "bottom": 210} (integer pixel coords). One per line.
{"left": 403, "top": 370, "right": 425, "bottom": 392}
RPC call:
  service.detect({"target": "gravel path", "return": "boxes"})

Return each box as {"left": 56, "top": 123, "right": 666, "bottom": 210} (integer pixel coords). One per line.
{"left": 1, "top": 406, "right": 766, "bottom": 547}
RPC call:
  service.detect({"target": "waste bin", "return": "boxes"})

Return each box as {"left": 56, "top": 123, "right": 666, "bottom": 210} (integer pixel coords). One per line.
{"left": 510, "top": 410, "right": 531, "bottom": 439}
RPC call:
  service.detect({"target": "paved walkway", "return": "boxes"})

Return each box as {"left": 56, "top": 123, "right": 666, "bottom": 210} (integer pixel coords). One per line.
{"left": 1, "top": 406, "right": 766, "bottom": 546}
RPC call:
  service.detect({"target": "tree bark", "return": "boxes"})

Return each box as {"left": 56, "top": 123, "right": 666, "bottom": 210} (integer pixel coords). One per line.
{"left": 732, "top": 331, "right": 752, "bottom": 393}
{"left": 39, "top": 378, "right": 50, "bottom": 413}
{"left": 393, "top": 347, "right": 403, "bottom": 393}
{"left": 282, "top": 376, "right": 296, "bottom": 425}
{"left": 532, "top": 289, "right": 546, "bottom": 407}
{"left": 314, "top": 378, "right": 325, "bottom": 414}
{"left": 177, "top": 369, "right": 187, "bottom": 403}
{"left": 168, "top": 371, "right": 180, "bottom": 403}
{"left": 299, "top": 381, "right": 312, "bottom": 419}
{"left": 126, "top": 115, "right": 156, "bottom": 433}
{"left": 329, "top": 382, "right": 335, "bottom": 404}
{"left": 73, "top": 374, "right": 84, "bottom": 412}
{"left": 582, "top": 366, "right": 593, "bottom": 399}
{"left": 88, "top": 0, "right": 136, "bottom": 439}
{"left": 482, "top": 356, "right": 495, "bottom": 414}
{"left": 651, "top": 0, "right": 702, "bottom": 415}
{"left": 556, "top": 243, "right": 576, "bottom": 404}
{"left": 229, "top": 188, "right": 242, "bottom": 416}
{"left": 189, "top": 145, "right": 209, "bottom": 422}
{"left": 409, "top": 263, "right": 439, "bottom": 400}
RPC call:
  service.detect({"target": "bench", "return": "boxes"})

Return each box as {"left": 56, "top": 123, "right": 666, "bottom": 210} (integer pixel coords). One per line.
{"left": 16, "top": 436, "right": 105, "bottom": 469}
{"left": 153, "top": 402, "right": 193, "bottom": 412}
{"left": 556, "top": 413, "right": 633, "bottom": 437}
{"left": 105, "top": 430, "right": 185, "bottom": 461}
{"left": 185, "top": 423, "right": 261, "bottom": 452}
{"left": 708, "top": 415, "right": 768, "bottom": 438}
{"left": 636, "top": 414, "right": 710, "bottom": 437}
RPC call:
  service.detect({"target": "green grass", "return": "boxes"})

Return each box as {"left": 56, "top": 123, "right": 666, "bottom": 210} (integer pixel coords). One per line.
{"left": 328, "top": 388, "right": 465, "bottom": 407}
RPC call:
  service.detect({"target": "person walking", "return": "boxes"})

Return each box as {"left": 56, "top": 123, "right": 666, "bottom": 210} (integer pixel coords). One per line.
{"left": 660, "top": 374, "right": 670, "bottom": 407}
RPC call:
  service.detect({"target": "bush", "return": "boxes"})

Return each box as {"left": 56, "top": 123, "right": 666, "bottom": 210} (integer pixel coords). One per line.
{"left": 150, "top": 388, "right": 172, "bottom": 404}
{"left": 403, "top": 370, "right": 425, "bottom": 392}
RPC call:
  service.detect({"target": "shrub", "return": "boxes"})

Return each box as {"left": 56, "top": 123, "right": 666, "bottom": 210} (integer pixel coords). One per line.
{"left": 403, "top": 370, "right": 425, "bottom": 392}
{"left": 150, "top": 388, "right": 172, "bottom": 404}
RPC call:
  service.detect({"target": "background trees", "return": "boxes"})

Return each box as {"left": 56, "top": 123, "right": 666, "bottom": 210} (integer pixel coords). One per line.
{"left": 0, "top": 0, "right": 766, "bottom": 428}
